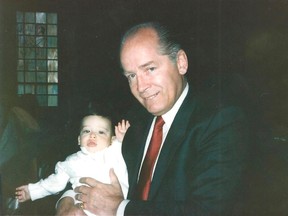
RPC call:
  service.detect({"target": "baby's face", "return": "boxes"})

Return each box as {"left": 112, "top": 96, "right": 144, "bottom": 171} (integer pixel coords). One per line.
{"left": 78, "top": 115, "right": 112, "bottom": 153}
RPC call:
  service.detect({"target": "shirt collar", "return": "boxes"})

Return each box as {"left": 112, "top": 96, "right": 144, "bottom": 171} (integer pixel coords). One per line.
{"left": 80, "top": 146, "right": 106, "bottom": 159}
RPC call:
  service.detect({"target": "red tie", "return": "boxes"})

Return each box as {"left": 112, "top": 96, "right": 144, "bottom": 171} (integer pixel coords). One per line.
{"left": 135, "top": 116, "right": 165, "bottom": 200}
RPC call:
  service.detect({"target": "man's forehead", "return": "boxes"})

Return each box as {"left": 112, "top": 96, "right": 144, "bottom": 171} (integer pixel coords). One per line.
{"left": 121, "top": 35, "right": 159, "bottom": 60}
{"left": 123, "top": 28, "right": 158, "bottom": 49}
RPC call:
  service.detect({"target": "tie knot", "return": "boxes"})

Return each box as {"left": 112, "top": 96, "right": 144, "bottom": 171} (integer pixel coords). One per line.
{"left": 155, "top": 116, "right": 165, "bottom": 128}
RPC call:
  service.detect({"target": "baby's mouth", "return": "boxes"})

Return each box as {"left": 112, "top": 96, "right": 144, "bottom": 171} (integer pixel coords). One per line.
{"left": 87, "top": 140, "right": 97, "bottom": 146}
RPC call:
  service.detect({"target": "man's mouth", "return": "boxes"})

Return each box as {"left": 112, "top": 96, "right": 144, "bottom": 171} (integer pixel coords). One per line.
{"left": 143, "top": 92, "right": 159, "bottom": 100}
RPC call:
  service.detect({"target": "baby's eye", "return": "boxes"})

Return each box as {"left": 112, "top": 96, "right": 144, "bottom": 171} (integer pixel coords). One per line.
{"left": 81, "top": 129, "right": 90, "bottom": 134}
{"left": 98, "top": 130, "right": 106, "bottom": 135}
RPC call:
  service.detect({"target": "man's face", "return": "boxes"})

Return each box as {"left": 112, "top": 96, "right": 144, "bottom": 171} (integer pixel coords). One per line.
{"left": 120, "top": 28, "right": 188, "bottom": 116}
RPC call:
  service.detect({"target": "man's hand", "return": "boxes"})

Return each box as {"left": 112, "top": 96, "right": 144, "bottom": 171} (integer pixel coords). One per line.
{"left": 56, "top": 197, "right": 87, "bottom": 216}
{"left": 75, "top": 168, "right": 124, "bottom": 216}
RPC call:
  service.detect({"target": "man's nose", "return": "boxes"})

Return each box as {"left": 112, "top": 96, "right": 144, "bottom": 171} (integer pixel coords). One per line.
{"left": 137, "top": 74, "right": 149, "bottom": 93}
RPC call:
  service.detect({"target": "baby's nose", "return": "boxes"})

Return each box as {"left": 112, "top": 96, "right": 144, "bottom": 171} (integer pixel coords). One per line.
{"left": 90, "top": 132, "right": 97, "bottom": 138}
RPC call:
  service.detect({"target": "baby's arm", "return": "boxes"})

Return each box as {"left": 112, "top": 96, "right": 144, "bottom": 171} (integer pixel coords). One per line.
{"left": 15, "top": 185, "right": 31, "bottom": 202}
{"left": 115, "top": 119, "right": 130, "bottom": 142}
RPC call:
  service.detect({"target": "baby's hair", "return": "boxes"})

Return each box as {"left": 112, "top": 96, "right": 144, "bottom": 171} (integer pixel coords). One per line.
{"left": 80, "top": 101, "right": 116, "bottom": 135}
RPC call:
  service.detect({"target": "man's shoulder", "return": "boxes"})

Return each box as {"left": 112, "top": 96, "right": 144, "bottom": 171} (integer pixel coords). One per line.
{"left": 178, "top": 82, "right": 248, "bottom": 131}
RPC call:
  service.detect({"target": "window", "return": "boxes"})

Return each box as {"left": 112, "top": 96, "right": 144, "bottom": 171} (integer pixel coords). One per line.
{"left": 16, "top": 11, "right": 58, "bottom": 107}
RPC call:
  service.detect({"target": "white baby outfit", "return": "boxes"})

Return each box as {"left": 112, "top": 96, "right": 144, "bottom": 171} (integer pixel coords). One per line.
{"left": 28, "top": 140, "right": 128, "bottom": 216}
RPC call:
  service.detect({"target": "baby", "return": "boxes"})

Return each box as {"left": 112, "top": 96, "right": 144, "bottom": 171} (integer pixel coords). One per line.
{"left": 16, "top": 112, "right": 130, "bottom": 216}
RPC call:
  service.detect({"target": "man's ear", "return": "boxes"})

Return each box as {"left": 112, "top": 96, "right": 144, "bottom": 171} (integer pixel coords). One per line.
{"left": 78, "top": 136, "right": 80, "bottom": 145}
{"left": 176, "top": 49, "right": 188, "bottom": 75}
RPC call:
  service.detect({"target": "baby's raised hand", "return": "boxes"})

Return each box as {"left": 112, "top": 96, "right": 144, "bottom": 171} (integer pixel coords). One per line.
{"left": 15, "top": 185, "right": 31, "bottom": 202}
{"left": 115, "top": 120, "right": 130, "bottom": 142}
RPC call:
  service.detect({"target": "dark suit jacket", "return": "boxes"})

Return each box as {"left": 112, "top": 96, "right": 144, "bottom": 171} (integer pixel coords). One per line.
{"left": 122, "top": 86, "right": 251, "bottom": 216}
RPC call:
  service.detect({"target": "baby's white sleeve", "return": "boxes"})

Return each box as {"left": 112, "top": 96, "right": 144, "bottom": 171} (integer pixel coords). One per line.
{"left": 28, "top": 161, "right": 70, "bottom": 201}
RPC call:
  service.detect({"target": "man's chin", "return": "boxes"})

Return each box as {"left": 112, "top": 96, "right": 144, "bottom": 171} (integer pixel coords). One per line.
{"left": 146, "top": 107, "right": 164, "bottom": 116}
{"left": 141, "top": 99, "right": 165, "bottom": 115}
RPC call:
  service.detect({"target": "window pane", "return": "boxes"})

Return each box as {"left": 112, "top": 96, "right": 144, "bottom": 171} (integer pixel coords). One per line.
{"left": 36, "top": 48, "right": 47, "bottom": 59}
{"left": 47, "top": 25, "right": 57, "bottom": 35}
{"left": 48, "top": 95, "right": 57, "bottom": 106}
{"left": 25, "top": 24, "right": 35, "bottom": 35}
{"left": 48, "top": 61, "right": 58, "bottom": 71}
{"left": 17, "top": 60, "right": 24, "bottom": 70}
{"left": 47, "top": 13, "right": 57, "bottom": 24}
{"left": 25, "top": 12, "right": 35, "bottom": 23}
{"left": 36, "top": 12, "right": 46, "bottom": 24}
{"left": 24, "top": 47, "right": 35, "bottom": 59}
{"left": 18, "top": 35, "right": 25, "bottom": 46}
{"left": 25, "top": 84, "right": 35, "bottom": 94}
{"left": 17, "top": 23, "right": 24, "bottom": 34}
{"left": 36, "top": 60, "right": 47, "bottom": 71}
{"left": 26, "top": 72, "right": 36, "bottom": 82}
{"left": 18, "top": 72, "right": 24, "bottom": 82}
{"left": 36, "top": 36, "right": 46, "bottom": 47}
{"left": 37, "top": 95, "right": 47, "bottom": 106}
{"left": 17, "top": 12, "right": 23, "bottom": 22}
{"left": 48, "top": 72, "right": 58, "bottom": 82}
{"left": 37, "top": 72, "right": 47, "bottom": 82}
{"left": 48, "top": 49, "right": 57, "bottom": 59}
{"left": 47, "top": 37, "right": 57, "bottom": 47}
{"left": 26, "top": 60, "right": 36, "bottom": 71}
{"left": 36, "top": 24, "right": 46, "bottom": 35}
{"left": 48, "top": 84, "right": 58, "bottom": 94}
{"left": 18, "top": 48, "right": 24, "bottom": 58}
{"left": 18, "top": 84, "right": 24, "bottom": 94}
{"left": 24, "top": 36, "right": 35, "bottom": 47}
{"left": 37, "top": 84, "right": 47, "bottom": 94}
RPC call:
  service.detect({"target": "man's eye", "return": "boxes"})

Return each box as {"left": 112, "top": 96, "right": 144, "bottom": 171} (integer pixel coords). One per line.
{"left": 125, "top": 74, "right": 136, "bottom": 83}
{"left": 148, "top": 67, "right": 156, "bottom": 72}
{"left": 126, "top": 74, "right": 136, "bottom": 80}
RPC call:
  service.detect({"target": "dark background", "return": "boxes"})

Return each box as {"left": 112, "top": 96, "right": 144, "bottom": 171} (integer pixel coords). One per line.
{"left": 1, "top": 0, "right": 288, "bottom": 131}
{"left": 0, "top": 0, "right": 288, "bottom": 215}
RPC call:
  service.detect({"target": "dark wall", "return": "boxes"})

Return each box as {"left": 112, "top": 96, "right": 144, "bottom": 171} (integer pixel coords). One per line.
{"left": 1, "top": 0, "right": 287, "bottom": 130}
{"left": 0, "top": 0, "right": 287, "bottom": 147}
